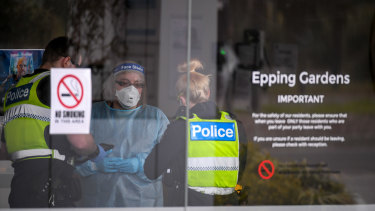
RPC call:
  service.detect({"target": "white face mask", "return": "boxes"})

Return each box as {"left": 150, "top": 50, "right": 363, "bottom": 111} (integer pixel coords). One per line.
{"left": 115, "top": 85, "right": 141, "bottom": 109}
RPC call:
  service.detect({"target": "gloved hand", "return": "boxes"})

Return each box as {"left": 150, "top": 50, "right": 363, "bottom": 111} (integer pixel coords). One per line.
{"left": 95, "top": 157, "right": 123, "bottom": 173}
{"left": 90, "top": 144, "right": 113, "bottom": 163}
{"left": 115, "top": 157, "right": 141, "bottom": 174}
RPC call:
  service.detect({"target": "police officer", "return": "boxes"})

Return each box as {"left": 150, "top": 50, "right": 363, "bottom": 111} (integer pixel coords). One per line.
{"left": 0, "top": 36, "right": 109, "bottom": 208}
{"left": 144, "top": 59, "right": 248, "bottom": 206}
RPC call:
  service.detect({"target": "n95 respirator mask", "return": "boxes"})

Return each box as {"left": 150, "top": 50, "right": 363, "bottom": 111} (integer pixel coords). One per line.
{"left": 115, "top": 85, "right": 140, "bottom": 109}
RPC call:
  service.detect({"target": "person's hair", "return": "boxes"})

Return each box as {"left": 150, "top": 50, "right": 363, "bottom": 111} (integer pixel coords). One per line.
{"left": 41, "top": 36, "right": 75, "bottom": 65}
{"left": 176, "top": 59, "right": 211, "bottom": 104}
{"left": 102, "top": 61, "right": 146, "bottom": 105}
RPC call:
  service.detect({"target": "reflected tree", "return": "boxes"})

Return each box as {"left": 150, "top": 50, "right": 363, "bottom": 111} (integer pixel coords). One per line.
{"left": 67, "top": 0, "right": 128, "bottom": 69}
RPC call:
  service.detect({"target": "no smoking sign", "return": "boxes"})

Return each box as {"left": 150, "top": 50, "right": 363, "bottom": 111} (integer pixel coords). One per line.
{"left": 50, "top": 68, "right": 92, "bottom": 134}
{"left": 258, "top": 160, "right": 275, "bottom": 179}
{"left": 57, "top": 74, "right": 84, "bottom": 109}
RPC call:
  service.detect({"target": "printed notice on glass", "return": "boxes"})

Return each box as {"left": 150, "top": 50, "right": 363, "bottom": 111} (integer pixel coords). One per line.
{"left": 50, "top": 68, "right": 91, "bottom": 134}
{"left": 251, "top": 71, "right": 350, "bottom": 149}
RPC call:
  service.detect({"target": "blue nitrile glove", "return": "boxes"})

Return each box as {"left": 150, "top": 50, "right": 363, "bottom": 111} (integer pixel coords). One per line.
{"left": 96, "top": 157, "right": 123, "bottom": 173}
{"left": 90, "top": 145, "right": 112, "bottom": 163}
{"left": 75, "top": 160, "right": 97, "bottom": 177}
{"left": 115, "top": 157, "right": 141, "bottom": 174}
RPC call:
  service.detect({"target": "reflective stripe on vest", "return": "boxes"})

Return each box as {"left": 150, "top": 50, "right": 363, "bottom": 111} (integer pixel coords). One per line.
{"left": 11, "top": 149, "right": 65, "bottom": 162}
{"left": 3, "top": 72, "right": 51, "bottom": 155}
{"left": 188, "top": 157, "right": 239, "bottom": 171}
{"left": 187, "top": 111, "right": 239, "bottom": 195}
{"left": 4, "top": 104, "right": 50, "bottom": 126}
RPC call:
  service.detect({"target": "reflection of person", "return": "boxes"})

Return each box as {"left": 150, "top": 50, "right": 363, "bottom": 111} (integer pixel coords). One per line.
{"left": 0, "top": 36, "right": 109, "bottom": 208}
{"left": 16, "top": 57, "right": 28, "bottom": 78}
{"left": 0, "top": 57, "right": 29, "bottom": 96}
{"left": 144, "top": 59, "right": 248, "bottom": 206}
{"left": 76, "top": 62, "right": 169, "bottom": 207}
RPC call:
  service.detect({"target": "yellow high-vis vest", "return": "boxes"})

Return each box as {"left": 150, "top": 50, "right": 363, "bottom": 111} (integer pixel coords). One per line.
{"left": 185, "top": 111, "right": 239, "bottom": 195}
{"left": 3, "top": 71, "right": 63, "bottom": 161}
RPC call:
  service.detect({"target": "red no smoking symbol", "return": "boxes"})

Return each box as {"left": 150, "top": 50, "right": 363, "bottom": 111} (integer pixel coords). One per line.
{"left": 57, "top": 74, "right": 83, "bottom": 109}
{"left": 258, "top": 160, "right": 275, "bottom": 179}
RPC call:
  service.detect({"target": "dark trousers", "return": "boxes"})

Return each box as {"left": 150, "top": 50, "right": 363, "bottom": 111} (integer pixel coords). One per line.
{"left": 9, "top": 159, "right": 76, "bottom": 208}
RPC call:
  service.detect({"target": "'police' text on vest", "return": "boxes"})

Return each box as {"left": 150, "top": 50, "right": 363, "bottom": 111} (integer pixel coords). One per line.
{"left": 190, "top": 122, "right": 236, "bottom": 141}
{"left": 5, "top": 84, "right": 32, "bottom": 106}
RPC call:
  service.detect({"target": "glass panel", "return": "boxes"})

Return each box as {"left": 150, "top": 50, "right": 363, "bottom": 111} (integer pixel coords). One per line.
{"left": 214, "top": 0, "right": 375, "bottom": 207}
{"left": 66, "top": 0, "right": 181, "bottom": 208}
{"left": 0, "top": 0, "right": 71, "bottom": 208}
{"left": 0, "top": 0, "right": 183, "bottom": 208}
{"left": 0, "top": 0, "right": 375, "bottom": 210}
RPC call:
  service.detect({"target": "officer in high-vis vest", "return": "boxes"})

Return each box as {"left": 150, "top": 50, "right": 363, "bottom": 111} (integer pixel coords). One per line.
{"left": 145, "top": 59, "right": 248, "bottom": 206}
{"left": 0, "top": 36, "right": 109, "bottom": 208}
{"left": 186, "top": 111, "right": 240, "bottom": 196}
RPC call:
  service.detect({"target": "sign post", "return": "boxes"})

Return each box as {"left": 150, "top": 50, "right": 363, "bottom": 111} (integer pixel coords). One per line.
{"left": 50, "top": 68, "right": 91, "bottom": 134}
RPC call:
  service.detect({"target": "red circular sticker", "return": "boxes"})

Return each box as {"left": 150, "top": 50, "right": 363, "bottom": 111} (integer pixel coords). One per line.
{"left": 57, "top": 74, "right": 84, "bottom": 109}
{"left": 258, "top": 160, "right": 275, "bottom": 179}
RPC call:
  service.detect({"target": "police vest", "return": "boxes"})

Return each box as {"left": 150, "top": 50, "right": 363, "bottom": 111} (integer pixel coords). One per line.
{"left": 3, "top": 71, "right": 65, "bottom": 162}
{"left": 185, "top": 111, "right": 239, "bottom": 195}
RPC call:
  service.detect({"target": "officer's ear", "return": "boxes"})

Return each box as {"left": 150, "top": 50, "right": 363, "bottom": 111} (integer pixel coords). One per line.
{"left": 179, "top": 96, "right": 186, "bottom": 106}
{"left": 62, "top": 56, "right": 73, "bottom": 68}
{"left": 52, "top": 57, "right": 67, "bottom": 68}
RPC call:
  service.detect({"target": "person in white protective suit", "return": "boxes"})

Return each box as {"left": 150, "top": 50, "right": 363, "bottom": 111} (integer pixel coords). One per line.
{"left": 76, "top": 62, "right": 169, "bottom": 207}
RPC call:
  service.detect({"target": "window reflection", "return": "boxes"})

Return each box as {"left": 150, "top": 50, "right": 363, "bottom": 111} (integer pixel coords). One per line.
{"left": 0, "top": 0, "right": 374, "bottom": 209}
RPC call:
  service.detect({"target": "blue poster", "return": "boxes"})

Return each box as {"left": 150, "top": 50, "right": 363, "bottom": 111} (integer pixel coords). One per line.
{"left": 0, "top": 50, "right": 44, "bottom": 105}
